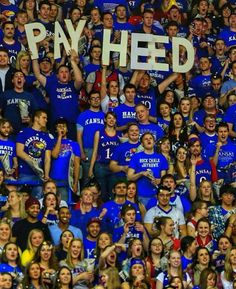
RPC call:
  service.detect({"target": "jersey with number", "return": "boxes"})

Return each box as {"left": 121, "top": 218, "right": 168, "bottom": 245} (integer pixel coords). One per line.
{"left": 97, "top": 130, "right": 120, "bottom": 164}
{"left": 135, "top": 86, "right": 157, "bottom": 118}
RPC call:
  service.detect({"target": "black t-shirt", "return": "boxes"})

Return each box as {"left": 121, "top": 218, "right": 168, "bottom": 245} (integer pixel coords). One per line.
{"left": 12, "top": 218, "right": 52, "bottom": 251}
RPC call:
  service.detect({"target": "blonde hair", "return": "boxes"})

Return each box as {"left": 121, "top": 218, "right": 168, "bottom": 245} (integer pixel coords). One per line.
{"left": 15, "top": 51, "right": 30, "bottom": 71}
{"left": 27, "top": 229, "right": 44, "bottom": 252}
{"left": 4, "top": 191, "right": 27, "bottom": 220}
{"left": 66, "top": 238, "right": 84, "bottom": 268}
{"left": 224, "top": 247, "right": 236, "bottom": 281}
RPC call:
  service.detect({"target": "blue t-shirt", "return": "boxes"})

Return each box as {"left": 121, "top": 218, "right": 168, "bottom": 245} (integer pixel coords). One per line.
{"left": 113, "top": 103, "right": 136, "bottom": 127}
{"left": 16, "top": 127, "right": 53, "bottom": 176}
{"left": 45, "top": 77, "right": 79, "bottom": 124}
{"left": 0, "top": 89, "right": 38, "bottom": 133}
{"left": 50, "top": 138, "right": 80, "bottom": 181}
{"left": 0, "top": 139, "right": 16, "bottom": 172}
{"left": 111, "top": 141, "right": 140, "bottom": 177}
{"left": 76, "top": 109, "right": 105, "bottom": 149}
{"left": 129, "top": 151, "right": 168, "bottom": 198}
{"left": 138, "top": 123, "right": 164, "bottom": 141}
{"left": 135, "top": 87, "right": 157, "bottom": 118}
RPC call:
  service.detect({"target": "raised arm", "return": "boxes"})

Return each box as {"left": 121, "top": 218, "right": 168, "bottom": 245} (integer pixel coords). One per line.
{"left": 158, "top": 72, "right": 179, "bottom": 94}
{"left": 32, "top": 59, "right": 47, "bottom": 87}
{"left": 70, "top": 49, "right": 83, "bottom": 90}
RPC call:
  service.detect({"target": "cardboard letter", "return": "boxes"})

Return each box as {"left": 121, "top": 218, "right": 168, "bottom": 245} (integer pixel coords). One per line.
{"left": 25, "top": 23, "right": 46, "bottom": 59}
{"left": 102, "top": 29, "right": 128, "bottom": 66}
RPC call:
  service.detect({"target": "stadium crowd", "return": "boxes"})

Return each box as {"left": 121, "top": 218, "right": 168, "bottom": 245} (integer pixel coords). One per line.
{"left": 0, "top": 0, "right": 236, "bottom": 288}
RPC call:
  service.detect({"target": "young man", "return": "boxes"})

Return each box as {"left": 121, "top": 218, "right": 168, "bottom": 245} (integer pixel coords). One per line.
{"left": 32, "top": 49, "right": 83, "bottom": 139}
{"left": 127, "top": 132, "right": 168, "bottom": 205}
{"left": 84, "top": 218, "right": 101, "bottom": 259}
{"left": 76, "top": 90, "right": 105, "bottom": 186}
{"left": 49, "top": 206, "right": 83, "bottom": 246}
{"left": 0, "top": 70, "right": 38, "bottom": 134}
{"left": 144, "top": 185, "right": 186, "bottom": 238}
{"left": 51, "top": 118, "right": 80, "bottom": 199}
{"left": 12, "top": 196, "right": 51, "bottom": 251}
{"left": 16, "top": 110, "right": 53, "bottom": 198}
{"left": 0, "top": 119, "right": 17, "bottom": 177}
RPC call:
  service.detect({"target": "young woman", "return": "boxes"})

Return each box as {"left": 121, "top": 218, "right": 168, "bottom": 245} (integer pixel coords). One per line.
{"left": 145, "top": 237, "right": 165, "bottom": 289}
{"left": 0, "top": 242, "right": 23, "bottom": 288}
{"left": 98, "top": 267, "right": 120, "bottom": 289}
{"left": 179, "top": 97, "right": 192, "bottom": 123}
{"left": 188, "top": 247, "right": 212, "bottom": 286}
{"left": 168, "top": 112, "right": 188, "bottom": 153}
{"left": 181, "top": 236, "right": 198, "bottom": 272}
{"left": 54, "top": 266, "right": 73, "bottom": 289}
{"left": 3, "top": 190, "right": 27, "bottom": 224}
{"left": 15, "top": 51, "right": 31, "bottom": 75}
{"left": 195, "top": 218, "right": 217, "bottom": 253}
{"left": 21, "top": 229, "right": 44, "bottom": 267}
{"left": 157, "top": 137, "right": 174, "bottom": 174}
{"left": 154, "top": 216, "right": 180, "bottom": 253}
{"left": 126, "top": 181, "right": 146, "bottom": 220}
{"left": 221, "top": 247, "right": 236, "bottom": 289}
{"left": 174, "top": 146, "right": 189, "bottom": 184}
{"left": 88, "top": 111, "right": 120, "bottom": 201}
{"left": 60, "top": 238, "right": 93, "bottom": 289}
{"left": 38, "top": 193, "right": 59, "bottom": 226}
{"left": 22, "top": 261, "right": 45, "bottom": 289}
{"left": 55, "top": 230, "right": 74, "bottom": 262}
{"left": 156, "top": 250, "right": 192, "bottom": 289}
{"left": 157, "top": 101, "right": 172, "bottom": 131}
{"left": 33, "top": 241, "right": 58, "bottom": 282}
{"left": 196, "top": 180, "right": 216, "bottom": 206}
{"left": 192, "top": 267, "right": 218, "bottom": 289}
{"left": 0, "top": 220, "right": 12, "bottom": 259}
{"left": 95, "top": 233, "right": 113, "bottom": 263}
{"left": 21, "top": 0, "right": 38, "bottom": 22}
{"left": 121, "top": 258, "right": 149, "bottom": 289}
{"left": 187, "top": 201, "right": 209, "bottom": 237}
{"left": 212, "top": 235, "right": 232, "bottom": 274}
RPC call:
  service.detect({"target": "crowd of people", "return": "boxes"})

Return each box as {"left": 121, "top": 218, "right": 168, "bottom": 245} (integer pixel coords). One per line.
{"left": 0, "top": 0, "right": 236, "bottom": 288}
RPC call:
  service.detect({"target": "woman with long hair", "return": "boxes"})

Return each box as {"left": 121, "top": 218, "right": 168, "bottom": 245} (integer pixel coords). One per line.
{"left": 60, "top": 238, "right": 93, "bottom": 289}
{"left": 15, "top": 51, "right": 31, "bottom": 75}
{"left": 154, "top": 216, "right": 180, "bottom": 253}
{"left": 126, "top": 181, "right": 146, "bottom": 221}
{"left": 33, "top": 241, "right": 58, "bottom": 280}
{"left": 54, "top": 266, "right": 73, "bottom": 289}
{"left": 55, "top": 230, "right": 74, "bottom": 262}
{"left": 188, "top": 247, "right": 212, "bottom": 286}
{"left": 22, "top": 261, "right": 45, "bottom": 289}
{"left": 39, "top": 193, "right": 59, "bottom": 226}
{"left": 94, "top": 233, "right": 113, "bottom": 263}
{"left": 174, "top": 146, "right": 189, "bottom": 184}
{"left": 21, "top": 0, "right": 38, "bottom": 22}
{"left": 221, "top": 247, "right": 236, "bottom": 289}
{"left": 3, "top": 190, "right": 27, "bottom": 224}
{"left": 99, "top": 267, "right": 120, "bottom": 289}
{"left": 168, "top": 112, "right": 188, "bottom": 153}
{"left": 21, "top": 229, "right": 44, "bottom": 267}
{"left": 156, "top": 250, "right": 192, "bottom": 289}
{"left": 192, "top": 267, "right": 218, "bottom": 289}
{"left": 88, "top": 111, "right": 120, "bottom": 201}
{"left": 145, "top": 237, "right": 165, "bottom": 289}
{"left": 187, "top": 201, "right": 209, "bottom": 237}
{"left": 0, "top": 219, "right": 12, "bottom": 259}
{"left": 156, "top": 137, "right": 174, "bottom": 175}
{"left": 0, "top": 242, "right": 23, "bottom": 288}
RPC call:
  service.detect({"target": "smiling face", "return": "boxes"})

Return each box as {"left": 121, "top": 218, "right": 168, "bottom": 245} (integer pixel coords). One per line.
{"left": 98, "top": 233, "right": 112, "bottom": 249}
{"left": 197, "top": 248, "right": 210, "bottom": 266}
{"left": 0, "top": 223, "right": 11, "bottom": 242}
{"left": 31, "top": 231, "right": 44, "bottom": 248}
{"left": 197, "top": 221, "right": 210, "bottom": 238}
{"left": 169, "top": 251, "right": 181, "bottom": 268}
{"left": 40, "top": 244, "right": 52, "bottom": 262}
{"left": 59, "top": 267, "right": 72, "bottom": 285}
